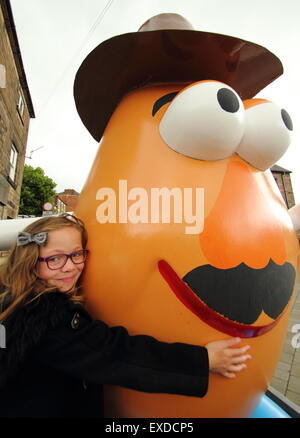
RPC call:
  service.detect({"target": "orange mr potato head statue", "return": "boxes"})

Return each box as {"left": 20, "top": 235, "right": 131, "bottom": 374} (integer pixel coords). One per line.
{"left": 73, "top": 13, "right": 299, "bottom": 417}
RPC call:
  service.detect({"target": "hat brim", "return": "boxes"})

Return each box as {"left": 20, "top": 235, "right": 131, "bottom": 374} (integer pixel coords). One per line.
{"left": 74, "top": 29, "right": 283, "bottom": 142}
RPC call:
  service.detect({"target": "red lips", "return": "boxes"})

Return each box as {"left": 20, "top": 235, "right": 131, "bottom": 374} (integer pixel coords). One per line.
{"left": 158, "top": 259, "right": 282, "bottom": 338}
{"left": 58, "top": 276, "right": 76, "bottom": 283}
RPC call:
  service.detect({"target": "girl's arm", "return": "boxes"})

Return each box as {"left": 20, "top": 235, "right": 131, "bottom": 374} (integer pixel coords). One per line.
{"left": 34, "top": 302, "right": 209, "bottom": 397}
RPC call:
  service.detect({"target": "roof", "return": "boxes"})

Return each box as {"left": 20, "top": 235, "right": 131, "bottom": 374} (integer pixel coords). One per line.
{"left": 57, "top": 189, "right": 80, "bottom": 196}
{"left": 55, "top": 195, "right": 67, "bottom": 206}
{"left": 1, "top": 0, "right": 35, "bottom": 118}
{"left": 271, "top": 165, "right": 292, "bottom": 174}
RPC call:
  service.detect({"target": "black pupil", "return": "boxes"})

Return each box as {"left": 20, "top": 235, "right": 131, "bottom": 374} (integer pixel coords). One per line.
{"left": 217, "top": 88, "right": 240, "bottom": 113}
{"left": 281, "top": 109, "right": 293, "bottom": 131}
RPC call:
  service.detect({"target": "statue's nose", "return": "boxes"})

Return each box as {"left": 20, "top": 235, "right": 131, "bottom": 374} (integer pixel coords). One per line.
{"left": 200, "top": 159, "right": 287, "bottom": 269}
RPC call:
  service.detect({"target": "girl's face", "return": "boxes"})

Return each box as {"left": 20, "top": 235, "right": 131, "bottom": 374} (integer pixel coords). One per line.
{"left": 36, "top": 227, "right": 85, "bottom": 292}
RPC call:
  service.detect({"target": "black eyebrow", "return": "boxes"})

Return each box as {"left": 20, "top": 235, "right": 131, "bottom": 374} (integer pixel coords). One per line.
{"left": 152, "top": 92, "right": 179, "bottom": 116}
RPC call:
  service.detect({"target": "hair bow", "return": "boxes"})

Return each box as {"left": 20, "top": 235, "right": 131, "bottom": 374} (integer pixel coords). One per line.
{"left": 17, "top": 231, "right": 48, "bottom": 247}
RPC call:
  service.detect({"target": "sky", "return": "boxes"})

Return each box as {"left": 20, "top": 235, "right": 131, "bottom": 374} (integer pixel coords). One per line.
{"left": 10, "top": 0, "right": 300, "bottom": 203}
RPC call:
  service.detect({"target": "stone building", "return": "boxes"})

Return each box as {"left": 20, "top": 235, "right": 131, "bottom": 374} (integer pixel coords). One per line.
{"left": 0, "top": 0, "right": 34, "bottom": 219}
{"left": 271, "top": 165, "right": 296, "bottom": 209}
{"left": 57, "top": 189, "right": 80, "bottom": 212}
{"left": 55, "top": 195, "right": 67, "bottom": 214}
{"left": 271, "top": 165, "right": 299, "bottom": 240}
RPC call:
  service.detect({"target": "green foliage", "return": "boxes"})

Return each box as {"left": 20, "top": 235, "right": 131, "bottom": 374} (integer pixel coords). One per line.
{"left": 19, "top": 165, "right": 57, "bottom": 216}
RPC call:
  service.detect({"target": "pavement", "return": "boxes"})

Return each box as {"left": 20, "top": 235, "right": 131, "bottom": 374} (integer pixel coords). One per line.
{"left": 270, "top": 272, "right": 300, "bottom": 407}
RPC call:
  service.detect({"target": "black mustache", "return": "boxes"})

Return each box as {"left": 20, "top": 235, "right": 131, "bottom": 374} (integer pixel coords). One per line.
{"left": 182, "top": 260, "right": 296, "bottom": 324}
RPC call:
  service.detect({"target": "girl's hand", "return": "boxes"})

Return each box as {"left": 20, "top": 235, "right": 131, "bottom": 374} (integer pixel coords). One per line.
{"left": 205, "top": 337, "right": 252, "bottom": 378}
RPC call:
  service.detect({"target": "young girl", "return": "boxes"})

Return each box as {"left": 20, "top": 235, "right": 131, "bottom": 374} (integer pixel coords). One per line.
{"left": 0, "top": 214, "right": 251, "bottom": 418}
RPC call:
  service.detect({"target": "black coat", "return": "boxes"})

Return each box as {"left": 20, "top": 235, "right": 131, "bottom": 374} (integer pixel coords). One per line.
{"left": 0, "top": 291, "right": 209, "bottom": 418}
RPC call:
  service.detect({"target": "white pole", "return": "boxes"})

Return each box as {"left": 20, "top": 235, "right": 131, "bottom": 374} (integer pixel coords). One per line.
{"left": 0, "top": 217, "right": 42, "bottom": 251}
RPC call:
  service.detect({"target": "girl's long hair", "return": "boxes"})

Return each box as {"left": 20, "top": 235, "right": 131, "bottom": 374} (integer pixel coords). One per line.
{"left": 0, "top": 215, "right": 88, "bottom": 323}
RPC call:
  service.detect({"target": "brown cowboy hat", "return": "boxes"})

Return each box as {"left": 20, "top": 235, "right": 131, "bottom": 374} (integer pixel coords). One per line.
{"left": 73, "top": 13, "right": 283, "bottom": 142}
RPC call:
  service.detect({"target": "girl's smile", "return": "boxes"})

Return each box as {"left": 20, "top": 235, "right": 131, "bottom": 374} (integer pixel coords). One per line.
{"left": 58, "top": 276, "right": 77, "bottom": 283}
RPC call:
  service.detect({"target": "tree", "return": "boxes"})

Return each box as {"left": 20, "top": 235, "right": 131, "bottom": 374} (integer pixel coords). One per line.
{"left": 19, "top": 165, "right": 57, "bottom": 216}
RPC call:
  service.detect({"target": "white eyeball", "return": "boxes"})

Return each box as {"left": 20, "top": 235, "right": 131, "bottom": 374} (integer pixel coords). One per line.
{"left": 159, "top": 81, "right": 245, "bottom": 161}
{"left": 236, "top": 101, "right": 293, "bottom": 171}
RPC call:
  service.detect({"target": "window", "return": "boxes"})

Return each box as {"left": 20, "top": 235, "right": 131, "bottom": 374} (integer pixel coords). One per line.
{"left": 17, "top": 91, "right": 25, "bottom": 117}
{"left": 0, "top": 64, "right": 6, "bottom": 88}
{"left": 9, "top": 143, "right": 18, "bottom": 182}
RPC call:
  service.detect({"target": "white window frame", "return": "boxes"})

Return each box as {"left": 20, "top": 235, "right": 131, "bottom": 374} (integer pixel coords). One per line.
{"left": 17, "top": 91, "right": 25, "bottom": 117}
{"left": 0, "top": 64, "right": 6, "bottom": 88}
{"left": 9, "top": 143, "right": 18, "bottom": 182}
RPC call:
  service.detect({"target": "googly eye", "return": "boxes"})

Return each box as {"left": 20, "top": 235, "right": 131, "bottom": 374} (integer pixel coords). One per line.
{"left": 236, "top": 100, "right": 292, "bottom": 171}
{"left": 159, "top": 81, "right": 245, "bottom": 161}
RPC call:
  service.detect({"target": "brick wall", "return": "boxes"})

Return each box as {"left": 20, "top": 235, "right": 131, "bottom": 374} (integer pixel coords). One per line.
{"left": 0, "top": 1, "right": 33, "bottom": 219}
{"left": 57, "top": 189, "right": 79, "bottom": 212}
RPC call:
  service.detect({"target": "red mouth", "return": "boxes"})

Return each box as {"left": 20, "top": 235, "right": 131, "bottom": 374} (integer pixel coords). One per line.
{"left": 58, "top": 276, "right": 75, "bottom": 283}
{"left": 158, "top": 259, "right": 282, "bottom": 338}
